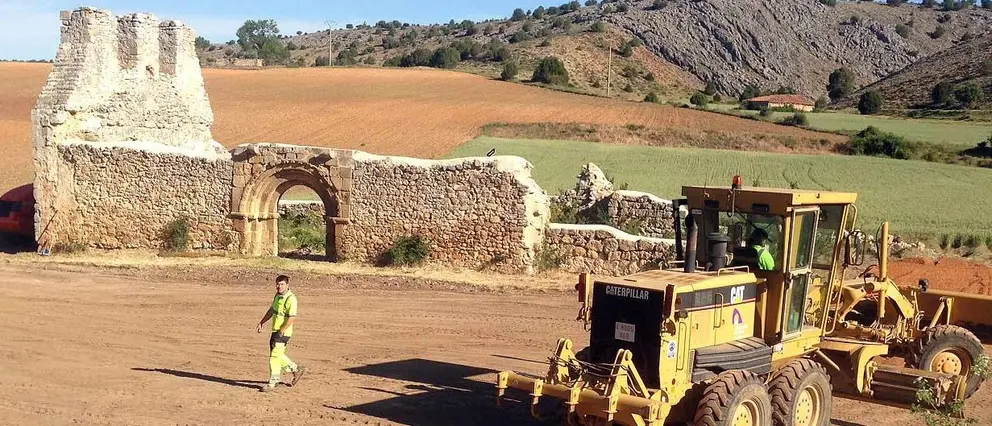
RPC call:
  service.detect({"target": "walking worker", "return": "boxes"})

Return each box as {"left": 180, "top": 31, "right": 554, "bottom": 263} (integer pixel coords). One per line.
{"left": 256, "top": 274, "right": 306, "bottom": 392}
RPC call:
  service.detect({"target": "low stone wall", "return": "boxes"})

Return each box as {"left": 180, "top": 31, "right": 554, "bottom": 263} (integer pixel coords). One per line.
{"left": 345, "top": 153, "right": 549, "bottom": 273}
{"left": 604, "top": 190, "right": 677, "bottom": 239}
{"left": 278, "top": 200, "right": 325, "bottom": 217}
{"left": 51, "top": 143, "right": 234, "bottom": 249}
{"left": 543, "top": 223, "right": 675, "bottom": 276}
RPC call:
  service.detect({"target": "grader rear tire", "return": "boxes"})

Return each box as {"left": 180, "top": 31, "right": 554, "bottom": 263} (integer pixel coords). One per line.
{"left": 907, "top": 324, "right": 985, "bottom": 399}
{"left": 768, "top": 359, "right": 832, "bottom": 426}
{"left": 695, "top": 370, "right": 772, "bottom": 426}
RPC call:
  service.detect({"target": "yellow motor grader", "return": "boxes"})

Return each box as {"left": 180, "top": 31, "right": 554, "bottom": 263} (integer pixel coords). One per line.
{"left": 495, "top": 178, "right": 992, "bottom": 426}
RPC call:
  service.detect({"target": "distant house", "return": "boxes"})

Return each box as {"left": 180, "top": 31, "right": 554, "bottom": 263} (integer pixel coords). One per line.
{"left": 745, "top": 94, "right": 816, "bottom": 112}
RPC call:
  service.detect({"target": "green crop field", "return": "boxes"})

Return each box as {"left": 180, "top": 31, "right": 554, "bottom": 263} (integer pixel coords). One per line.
{"left": 708, "top": 105, "right": 992, "bottom": 148}
{"left": 447, "top": 136, "right": 992, "bottom": 241}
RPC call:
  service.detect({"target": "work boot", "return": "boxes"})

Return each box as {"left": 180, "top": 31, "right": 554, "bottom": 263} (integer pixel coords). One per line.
{"left": 259, "top": 383, "right": 277, "bottom": 393}
{"left": 291, "top": 366, "right": 307, "bottom": 387}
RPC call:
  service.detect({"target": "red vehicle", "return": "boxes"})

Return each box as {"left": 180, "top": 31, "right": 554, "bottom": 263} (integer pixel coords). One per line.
{"left": 0, "top": 184, "right": 35, "bottom": 239}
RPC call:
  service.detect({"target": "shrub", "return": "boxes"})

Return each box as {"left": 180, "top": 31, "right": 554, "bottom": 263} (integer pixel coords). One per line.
{"left": 163, "top": 218, "right": 190, "bottom": 251}
{"left": 932, "top": 81, "right": 954, "bottom": 106}
{"left": 820, "top": 0, "right": 837, "bottom": 5}
{"left": 619, "top": 43, "right": 633, "bottom": 57}
{"left": 586, "top": 0, "right": 598, "bottom": 5}
{"left": 509, "top": 30, "right": 532, "bottom": 43}
{"left": 623, "top": 83, "right": 634, "bottom": 92}
{"left": 429, "top": 47, "right": 460, "bottom": 69}
{"left": 384, "top": 235, "right": 430, "bottom": 266}
{"left": 955, "top": 83, "right": 983, "bottom": 108}
{"left": 779, "top": 112, "right": 809, "bottom": 127}
{"left": 314, "top": 55, "right": 330, "bottom": 67}
{"left": 929, "top": 25, "right": 946, "bottom": 39}
{"left": 828, "top": 67, "right": 855, "bottom": 101}
{"left": 645, "top": 72, "right": 655, "bottom": 81}
{"left": 984, "top": 0, "right": 992, "bottom": 8}
{"left": 500, "top": 61, "right": 519, "bottom": 81}
{"left": 540, "top": 37, "right": 552, "bottom": 47}
{"left": 532, "top": 56, "right": 570, "bottom": 85}
{"left": 759, "top": 107, "right": 772, "bottom": 117}
{"left": 846, "top": 126, "right": 911, "bottom": 159}
{"left": 649, "top": 0, "right": 668, "bottom": 10}
{"left": 690, "top": 92, "right": 709, "bottom": 107}
{"left": 895, "top": 24, "right": 910, "bottom": 37}
{"left": 511, "top": 8, "right": 526, "bottom": 21}
{"left": 814, "top": 96, "right": 829, "bottom": 111}
{"left": 590, "top": 21, "right": 605, "bottom": 32}
{"left": 858, "top": 91, "right": 883, "bottom": 115}
{"left": 536, "top": 246, "right": 566, "bottom": 272}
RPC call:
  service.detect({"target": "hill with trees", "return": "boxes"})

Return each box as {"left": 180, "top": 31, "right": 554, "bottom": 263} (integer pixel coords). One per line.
{"left": 196, "top": 0, "right": 992, "bottom": 105}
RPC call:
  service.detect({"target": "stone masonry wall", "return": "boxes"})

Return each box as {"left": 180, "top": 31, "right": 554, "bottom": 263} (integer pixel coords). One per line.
{"left": 32, "top": 7, "right": 228, "bottom": 250}
{"left": 605, "top": 190, "right": 677, "bottom": 239}
{"left": 346, "top": 153, "right": 549, "bottom": 274}
{"left": 54, "top": 143, "right": 234, "bottom": 249}
{"left": 544, "top": 223, "right": 676, "bottom": 276}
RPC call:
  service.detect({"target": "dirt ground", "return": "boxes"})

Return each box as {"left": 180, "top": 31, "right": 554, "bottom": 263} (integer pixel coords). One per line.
{"left": 1, "top": 256, "right": 991, "bottom": 426}
{"left": 890, "top": 256, "right": 992, "bottom": 296}
{"left": 0, "top": 62, "right": 843, "bottom": 194}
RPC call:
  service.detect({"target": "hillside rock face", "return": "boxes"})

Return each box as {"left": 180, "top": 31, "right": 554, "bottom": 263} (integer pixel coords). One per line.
{"left": 597, "top": 0, "right": 992, "bottom": 98}
{"left": 839, "top": 31, "right": 992, "bottom": 109}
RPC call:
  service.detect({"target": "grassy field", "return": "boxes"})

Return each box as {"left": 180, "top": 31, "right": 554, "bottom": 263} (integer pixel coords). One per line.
{"left": 708, "top": 104, "right": 992, "bottom": 148}
{"left": 447, "top": 136, "right": 992, "bottom": 242}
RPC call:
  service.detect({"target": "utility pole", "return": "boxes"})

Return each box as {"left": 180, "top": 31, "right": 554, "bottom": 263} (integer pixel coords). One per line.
{"left": 606, "top": 39, "right": 613, "bottom": 98}
{"left": 324, "top": 20, "right": 336, "bottom": 66}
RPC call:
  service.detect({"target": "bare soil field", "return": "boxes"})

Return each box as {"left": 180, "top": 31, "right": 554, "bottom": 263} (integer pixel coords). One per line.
{"left": 1, "top": 255, "right": 991, "bottom": 425}
{"left": 0, "top": 62, "right": 842, "bottom": 194}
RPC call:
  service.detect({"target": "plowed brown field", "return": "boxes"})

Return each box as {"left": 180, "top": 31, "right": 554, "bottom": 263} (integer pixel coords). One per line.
{"left": 0, "top": 62, "right": 842, "bottom": 193}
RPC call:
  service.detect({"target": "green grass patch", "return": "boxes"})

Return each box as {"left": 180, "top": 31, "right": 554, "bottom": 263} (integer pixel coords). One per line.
{"left": 447, "top": 136, "right": 992, "bottom": 240}
{"left": 710, "top": 105, "right": 992, "bottom": 148}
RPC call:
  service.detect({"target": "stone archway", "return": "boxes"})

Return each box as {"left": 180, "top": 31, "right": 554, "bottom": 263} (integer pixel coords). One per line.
{"left": 230, "top": 145, "right": 353, "bottom": 261}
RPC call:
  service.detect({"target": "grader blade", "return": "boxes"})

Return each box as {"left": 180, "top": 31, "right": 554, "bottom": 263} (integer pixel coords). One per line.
{"left": 495, "top": 339, "right": 669, "bottom": 426}
{"left": 914, "top": 288, "right": 992, "bottom": 340}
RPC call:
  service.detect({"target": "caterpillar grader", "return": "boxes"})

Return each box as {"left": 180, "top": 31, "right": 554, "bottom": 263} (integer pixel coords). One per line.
{"left": 495, "top": 177, "right": 992, "bottom": 426}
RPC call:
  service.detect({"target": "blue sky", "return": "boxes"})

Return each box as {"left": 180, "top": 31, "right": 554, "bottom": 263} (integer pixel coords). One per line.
{"left": 0, "top": 0, "right": 555, "bottom": 60}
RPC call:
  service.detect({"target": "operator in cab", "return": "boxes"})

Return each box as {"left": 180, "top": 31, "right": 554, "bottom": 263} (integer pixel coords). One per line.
{"left": 746, "top": 228, "right": 775, "bottom": 271}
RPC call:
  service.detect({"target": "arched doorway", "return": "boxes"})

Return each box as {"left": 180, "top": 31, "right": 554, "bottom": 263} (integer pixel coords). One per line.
{"left": 232, "top": 162, "right": 348, "bottom": 261}
{"left": 276, "top": 185, "right": 327, "bottom": 259}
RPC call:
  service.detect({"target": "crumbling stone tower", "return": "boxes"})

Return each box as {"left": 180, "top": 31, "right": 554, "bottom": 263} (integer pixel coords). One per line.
{"left": 32, "top": 7, "right": 229, "bottom": 250}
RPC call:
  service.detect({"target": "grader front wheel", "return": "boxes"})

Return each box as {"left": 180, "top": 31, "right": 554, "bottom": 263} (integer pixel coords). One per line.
{"left": 768, "top": 359, "right": 832, "bottom": 426}
{"left": 907, "top": 325, "right": 986, "bottom": 399}
{"left": 695, "top": 371, "right": 772, "bottom": 426}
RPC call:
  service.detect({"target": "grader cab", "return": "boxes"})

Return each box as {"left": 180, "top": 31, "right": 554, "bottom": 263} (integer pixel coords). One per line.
{"left": 495, "top": 178, "right": 992, "bottom": 426}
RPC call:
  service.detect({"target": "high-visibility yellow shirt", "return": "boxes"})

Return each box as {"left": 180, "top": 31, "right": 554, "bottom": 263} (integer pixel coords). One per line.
{"left": 271, "top": 291, "right": 298, "bottom": 337}
{"left": 754, "top": 245, "right": 776, "bottom": 271}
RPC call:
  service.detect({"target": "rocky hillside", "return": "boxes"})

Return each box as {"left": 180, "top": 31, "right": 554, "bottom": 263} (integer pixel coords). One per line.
{"left": 602, "top": 0, "right": 992, "bottom": 99}
{"left": 838, "top": 30, "right": 992, "bottom": 110}
{"left": 200, "top": 0, "right": 992, "bottom": 101}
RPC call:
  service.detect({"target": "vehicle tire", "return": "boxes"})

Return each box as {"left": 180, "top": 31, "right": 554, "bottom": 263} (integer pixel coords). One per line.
{"left": 907, "top": 324, "right": 986, "bottom": 398}
{"left": 768, "top": 359, "right": 832, "bottom": 426}
{"left": 695, "top": 370, "right": 772, "bottom": 426}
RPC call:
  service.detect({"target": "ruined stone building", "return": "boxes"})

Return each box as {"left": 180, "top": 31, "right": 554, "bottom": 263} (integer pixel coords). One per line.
{"left": 32, "top": 7, "right": 675, "bottom": 276}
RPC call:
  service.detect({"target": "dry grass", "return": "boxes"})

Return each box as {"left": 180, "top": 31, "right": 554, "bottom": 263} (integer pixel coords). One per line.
{"left": 0, "top": 62, "right": 843, "bottom": 193}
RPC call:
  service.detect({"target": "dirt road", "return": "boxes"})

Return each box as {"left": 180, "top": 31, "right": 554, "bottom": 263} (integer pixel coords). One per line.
{"left": 0, "top": 262, "right": 989, "bottom": 425}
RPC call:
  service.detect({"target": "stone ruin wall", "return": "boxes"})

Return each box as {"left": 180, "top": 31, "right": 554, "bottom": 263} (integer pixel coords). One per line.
{"left": 51, "top": 143, "right": 234, "bottom": 250}
{"left": 32, "top": 8, "right": 230, "bottom": 251}
{"left": 602, "top": 190, "right": 676, "bottom": 239}
{"left": 543, "top": 224, "right": 675, "bottom": 276}
{"left": 30, "top": 7, "right": 686, "bottom": 277}
{"left": 345, "top": 154, "right": 549, "bottom": 272}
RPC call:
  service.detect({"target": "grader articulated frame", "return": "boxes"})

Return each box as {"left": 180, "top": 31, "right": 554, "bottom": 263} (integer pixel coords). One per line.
{"left": 495, "top": 180, "right": 992, "bottom": 426}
